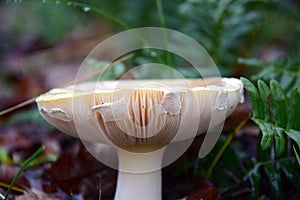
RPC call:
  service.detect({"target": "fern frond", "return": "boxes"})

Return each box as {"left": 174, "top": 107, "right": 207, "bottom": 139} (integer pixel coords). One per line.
{"left": 241, "top": 78, "right": 300, "bottom": 157}
{"left": 241, "top": 77, "right": 300, "bottom": 198}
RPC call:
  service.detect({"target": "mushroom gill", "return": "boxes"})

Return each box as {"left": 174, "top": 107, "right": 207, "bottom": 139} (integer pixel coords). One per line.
{"left": 36, "top": 78, "right": 244, "bottom": 147}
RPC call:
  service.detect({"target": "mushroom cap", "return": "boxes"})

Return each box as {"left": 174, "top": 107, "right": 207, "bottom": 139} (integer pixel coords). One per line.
{"left": 36, "top": 78, "right": 243, "bottom": 147}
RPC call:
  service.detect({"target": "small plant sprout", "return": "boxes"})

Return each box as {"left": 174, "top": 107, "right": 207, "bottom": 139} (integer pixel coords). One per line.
{"left": 35, "top": 78, "right": 244, "bottom": 200}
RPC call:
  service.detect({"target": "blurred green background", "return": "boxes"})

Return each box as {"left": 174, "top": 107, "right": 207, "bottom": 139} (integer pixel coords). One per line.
{"left": 1, "top": 0, "right": 299, "bottom": 110}
{"left": 1, "top": 0, "right": 299, "bottom": 74}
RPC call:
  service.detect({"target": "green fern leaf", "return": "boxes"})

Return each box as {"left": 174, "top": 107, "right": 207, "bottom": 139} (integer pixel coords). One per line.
{"left": 240, "top": 77, "right": 263, "bottom": 118}
{"left": 257, "top": 80, "right": 271, "bottom": 122}
{"left": 270, "top": 80, "right": 287, "bottom": 127}
{"left": 251, "top": 118, "right": 274, "bottom": 151}
{"left": 285, "top": 129, "right": 300, "bottom": 150}
{"left": 274, "top": 127, "right": 285, "bottom": 157}
{"left": 242, "top": 77, "right": 300, "bottom": 158}
{"left": 287, "top": 89, "right": 300, "bottom": 130}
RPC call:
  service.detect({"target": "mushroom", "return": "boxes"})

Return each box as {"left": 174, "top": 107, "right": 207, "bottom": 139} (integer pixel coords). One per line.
{"left": 36, "top": 77, "right": 244, "bottom": 200}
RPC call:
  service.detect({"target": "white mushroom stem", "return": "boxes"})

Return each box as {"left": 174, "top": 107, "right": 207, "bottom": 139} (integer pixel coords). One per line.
{"left": 115, "top": 146, "right": 165, "bottom": 200}
{"left": 115, "top": 169, "right": 161, "bottom": 200}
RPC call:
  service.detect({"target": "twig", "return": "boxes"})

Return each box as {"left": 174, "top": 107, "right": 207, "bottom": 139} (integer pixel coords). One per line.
{"left": 0, "top": 97, "right": 36, "bottom": 117}
{"left": 0, "top": 54, "right": 133, "bottom": 117}
{"left": 0, "top": 182, "right": 25, "bottom": 193}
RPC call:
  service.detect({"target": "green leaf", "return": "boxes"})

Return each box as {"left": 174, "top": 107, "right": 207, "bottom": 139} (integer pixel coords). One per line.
{"left": 293, "top": 146, "right": 300, "bottom": 167}
{"left": 256, "top": 133, "right": 271, "bottom": 161}
{"left": 241, "top": 77, "right": 263, "bottom": 118}
{"left": 279, "top": 71, "right": 295, "bottom": 91}
{"left": 264, "top": 164, "right": 282, "bottom": 198}
{"left": 287, "top": 89, "right": 300, "bottom": 130}
{"left": 270, "top": 80, "right": 287, "bottom": 127}
{"left": 238, "top": 57, "right": 265, "bottom": 68}
{"left": 285, "top": 129, "right": 300, "bottom": 149}
{"left": 251, "top": 65, "right": 278, "bottom": 81}
{"left": 293, "top": 78, "right": 300, "bottom": 93}
{"left": 252, "top": 119, "right": 286, "bottom": 157}
{"left": 257, "top": 80, "right": 271, "bottom": 122}
{"left": 252, "top": 118, "right": 274, "bottom": 151}
{"left": 274, "top": 127, "right": 285, "bottom": 157}
{"left": 0, "top": 148, "right": 13, "bottom": 164}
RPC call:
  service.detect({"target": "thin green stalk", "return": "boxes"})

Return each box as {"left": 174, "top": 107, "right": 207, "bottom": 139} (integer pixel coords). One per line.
{"left": 155, "top": 0, "right": 174, "bottom": 73}
{"left": 206, "top": 117, "right": 249, "bottom": 178}
{"left": 156, "top": 0, "right": 166, "bottom": 28}
{"left": 293, "top": 146, "right": 300, "bottom": 166}
{"left": 4, "top": 145, "right": 45, "bottom": 200}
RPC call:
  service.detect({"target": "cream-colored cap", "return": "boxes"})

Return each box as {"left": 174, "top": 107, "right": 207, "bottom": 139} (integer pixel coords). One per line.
{"left": 36, "top": 78, "right": 244, "bottom": 147}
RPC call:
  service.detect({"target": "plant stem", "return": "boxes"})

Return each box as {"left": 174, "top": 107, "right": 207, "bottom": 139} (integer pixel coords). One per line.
{"left": 156, "top": 0, "right": 166, "bottom": 28}
{"left": 4, "top": 145, "right": 45, "bottom": 200}
{"left": 206, "top": 117, "right": 249, "bottom": 178}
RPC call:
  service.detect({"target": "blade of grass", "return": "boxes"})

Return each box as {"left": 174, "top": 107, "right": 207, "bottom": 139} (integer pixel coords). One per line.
{"left": 293, "top": 146, "right": 300, "bottom": 166}
{"left": 155, "top": 0, "right": 173, "bottom": 70}
{"left": 4, "top": 145, "right": 45, "bottom": 200}
{"left": 156, "top": 0, "right": 166, "bottom": 28}
{"left": 206, "top": 117, "right": 249, "bottom": 178}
